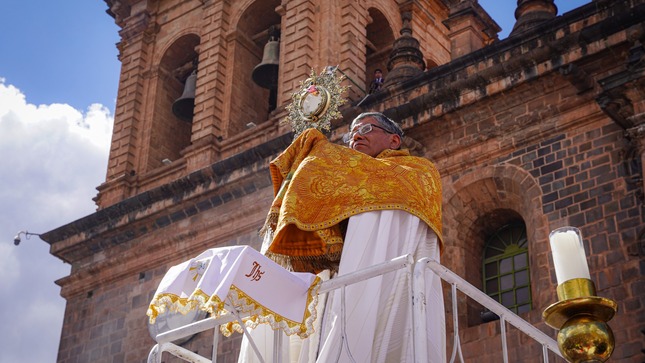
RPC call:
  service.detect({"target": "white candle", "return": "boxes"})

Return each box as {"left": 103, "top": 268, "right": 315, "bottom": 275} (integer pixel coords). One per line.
{"left": 549, "top": 227, "right": 591, "bottom": 284}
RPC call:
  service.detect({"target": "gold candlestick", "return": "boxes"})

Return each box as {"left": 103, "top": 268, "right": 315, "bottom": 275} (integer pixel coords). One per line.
{"left": 542, "top": 278, "right": 617, "bottom": 362}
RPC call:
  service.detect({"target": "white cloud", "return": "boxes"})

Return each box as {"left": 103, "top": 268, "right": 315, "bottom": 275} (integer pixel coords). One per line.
{"left": 0, "top": 79, "right": 113, "bottom": 363}
{"left": 0, "top": 243, "right": 19, "bottom": 290}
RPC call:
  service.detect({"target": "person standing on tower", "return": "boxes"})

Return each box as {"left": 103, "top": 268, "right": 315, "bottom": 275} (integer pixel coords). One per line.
{"left": 368, "top": 69, "right": 385, "bottom": 94}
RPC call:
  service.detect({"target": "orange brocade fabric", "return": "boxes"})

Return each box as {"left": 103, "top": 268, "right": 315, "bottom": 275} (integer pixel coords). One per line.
{"left": 263, "top": 128, "right": 442, "bottom": 273}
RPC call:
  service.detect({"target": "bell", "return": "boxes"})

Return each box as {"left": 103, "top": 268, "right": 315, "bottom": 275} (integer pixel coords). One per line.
{"left": 172, "top": 70, "right": 197, "bottom": 122}
{"left": 252, "top": 38, "right": 280, "bottom": 89}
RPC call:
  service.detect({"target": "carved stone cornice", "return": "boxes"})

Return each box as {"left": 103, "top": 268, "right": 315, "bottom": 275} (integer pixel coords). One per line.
{"left": 626, "top": 124, "right": 645, "bottom": 151}
{"left": 118, "top": 11, "right": 159, "bottom": 46}
{"left": 559, "top": 64, "right": 595, "bottom": 94}
{"left": 596, "top": 38, "right": 645, "bottom": 129}
{"left": 105, "top": 0, "right": 131, "bottom": 27}
{"left": 597, "top": 91, "right": 635, "bottom": 130}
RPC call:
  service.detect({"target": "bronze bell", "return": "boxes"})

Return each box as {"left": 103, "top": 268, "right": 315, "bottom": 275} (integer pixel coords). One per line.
{"left": 252, "top": 37, "right": 280, "bottom": 89}
{"left": 172, "top": 70, "right": 197, "bottom": 122}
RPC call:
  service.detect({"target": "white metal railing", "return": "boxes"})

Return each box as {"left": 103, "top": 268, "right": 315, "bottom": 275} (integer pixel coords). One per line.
{"left": 148, "top": 255, "right": 562, "bottom": 363}
{"left": 415, "top": 258, "right": 564, "bottom": 363}
{"left": 148, "top": 254, "right": 414, "bottom": 363}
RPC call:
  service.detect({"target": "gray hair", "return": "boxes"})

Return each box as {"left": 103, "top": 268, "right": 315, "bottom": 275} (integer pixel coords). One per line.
{"left": 350, "top": 112, "right": 404, "bottom": 138}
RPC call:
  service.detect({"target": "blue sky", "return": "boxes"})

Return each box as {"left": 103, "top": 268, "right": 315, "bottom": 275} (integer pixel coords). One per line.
{"left": 2, "top": 1, "right": 121, "bottom": 111}
{"left": 0, "top": 1, "right": 590, "bottom": 362}
{"left": 0, "top": 2, "right": 119, "bottom": 363}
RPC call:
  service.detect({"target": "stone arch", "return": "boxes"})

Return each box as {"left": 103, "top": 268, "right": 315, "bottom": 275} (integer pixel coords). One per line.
{"left": 335, "top": 0, "right": 398, "bottom": 102}
{"left": 223, "top": 0, "right": 282, "bottom": 138}
{"left": 227, "top": 0, "right": 264, "bottom": 30}
{"left": 145, "top": 32, "right": 201, "bottom": 172}
{"left": 364, "top": 0, "right": 401, "bottom": 35}
{"left": 364, "top": 6, "right": 397, "bottom": 94}
{"left": 442, "top": 163, "right": 551, "bottom": 326}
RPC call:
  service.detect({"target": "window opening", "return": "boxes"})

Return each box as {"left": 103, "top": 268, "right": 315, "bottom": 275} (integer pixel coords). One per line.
{"left": 482, "top": 223, "right": 532, "bottom": 317}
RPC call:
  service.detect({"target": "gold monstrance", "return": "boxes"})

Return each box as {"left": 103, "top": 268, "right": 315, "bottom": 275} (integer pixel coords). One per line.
{"left": 284, "top": 67, "right": 349, "bottom": 137}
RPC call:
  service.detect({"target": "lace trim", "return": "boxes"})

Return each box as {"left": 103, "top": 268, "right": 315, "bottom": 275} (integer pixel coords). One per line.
{"left": 147, "top": 289, "right": 211, "bottom": 324}
{"left": 147, "top": 278, "right": 322, "bottom": 338}
{"left": 220, "top": 277, "right": 321, "bottom": 338}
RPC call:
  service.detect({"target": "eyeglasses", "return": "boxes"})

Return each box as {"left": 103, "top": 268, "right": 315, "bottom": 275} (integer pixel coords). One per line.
{"left": 343, "top": 123, "right": 393, "bottom": 143}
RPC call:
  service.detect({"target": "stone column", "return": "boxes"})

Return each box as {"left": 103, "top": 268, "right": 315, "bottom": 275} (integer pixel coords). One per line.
{"left": 97, "top": 10, "right": 158, "bottom": 208}
{"left": 182, "top": 0, "right": 233, "bottom": 172}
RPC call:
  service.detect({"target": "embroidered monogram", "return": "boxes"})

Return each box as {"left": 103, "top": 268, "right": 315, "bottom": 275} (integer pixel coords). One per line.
{"left": 245, "top": 261, "right": 265, "bottom": 281}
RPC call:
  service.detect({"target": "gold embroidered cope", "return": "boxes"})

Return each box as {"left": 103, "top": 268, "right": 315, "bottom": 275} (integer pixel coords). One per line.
{"left": 262, "top": 129, "right": 443, "bottom": 273}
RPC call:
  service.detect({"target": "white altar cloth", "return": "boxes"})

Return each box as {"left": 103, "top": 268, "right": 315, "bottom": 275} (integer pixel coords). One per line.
{"left": 147, "top": 245, "right": 322, "bottom": 338}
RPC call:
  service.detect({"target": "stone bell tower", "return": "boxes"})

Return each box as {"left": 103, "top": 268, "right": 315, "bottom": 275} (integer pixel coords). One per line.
{"left": 41, "top": 1, "right": 499, "bottom": 361}
{"left": 42, "top": 0, "right": 645, "bottom": 362}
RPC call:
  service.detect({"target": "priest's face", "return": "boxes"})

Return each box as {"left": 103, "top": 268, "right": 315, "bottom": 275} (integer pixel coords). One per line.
{"left": 348, "top": 116, "right": 401, "bottom": 157}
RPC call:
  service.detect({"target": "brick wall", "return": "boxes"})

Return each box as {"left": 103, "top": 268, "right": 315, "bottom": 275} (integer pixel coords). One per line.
{"left": 434, "top": 73, "right": 643, "bottom": 361}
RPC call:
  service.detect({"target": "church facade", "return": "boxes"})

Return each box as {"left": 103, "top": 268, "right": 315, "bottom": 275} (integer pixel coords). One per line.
{"left": 42, "top": 0, "right": 644, "bottom": 361}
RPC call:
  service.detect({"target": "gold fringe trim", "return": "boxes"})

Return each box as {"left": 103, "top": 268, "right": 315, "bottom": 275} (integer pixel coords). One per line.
{"left": 146, "top": 278, "right": 322, "bottom": 339}
{"left": 220, "top": 277, "right": 322, "bottom": 338}
{"left": 147, "top": 289, "right": 211, "bottom": 324}
{"left": 263, "top": 250, "right": 294, "bottom": 271}
{"left": 264, "top": 247, "right": 342, "bottom": 273}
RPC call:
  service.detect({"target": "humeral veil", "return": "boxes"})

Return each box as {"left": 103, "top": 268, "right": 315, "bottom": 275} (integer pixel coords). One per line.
{"left": 262, "top": 128, "right": 443, "bottom": 273}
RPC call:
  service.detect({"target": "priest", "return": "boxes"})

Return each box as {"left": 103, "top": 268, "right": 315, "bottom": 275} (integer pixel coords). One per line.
{"left": 242, "top": 112, "right": 446, "bottom": 362}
